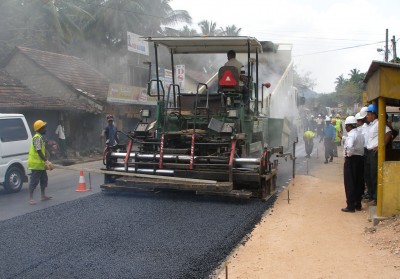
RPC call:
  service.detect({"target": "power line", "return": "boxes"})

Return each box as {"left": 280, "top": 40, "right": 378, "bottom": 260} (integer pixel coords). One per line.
{"left": 294, "top": 41, "right": 385, "bottom": 57}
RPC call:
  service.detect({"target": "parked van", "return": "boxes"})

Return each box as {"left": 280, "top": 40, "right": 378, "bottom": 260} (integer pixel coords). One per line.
{"left": 0, "top": 114, "right": 32, "bottom": 193}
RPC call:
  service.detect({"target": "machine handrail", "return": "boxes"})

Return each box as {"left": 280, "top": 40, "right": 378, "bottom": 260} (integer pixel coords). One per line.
{"left": 147, "top": 79, "right": 165, "bottom": 100}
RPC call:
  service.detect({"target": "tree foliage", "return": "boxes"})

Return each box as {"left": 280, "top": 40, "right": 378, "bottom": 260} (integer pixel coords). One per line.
{"left": 307, "top": 68, "right": 365, "bottom": 114}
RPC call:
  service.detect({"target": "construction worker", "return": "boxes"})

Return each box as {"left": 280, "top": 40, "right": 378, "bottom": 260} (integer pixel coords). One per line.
{"left": 356, "top": 107, "right": 370, "bottom": 200}
{"left": 224, "top": 50, "right": 243, "bottom": 75}
{"left": 28, "top": 120, "right": 54, "bottom": 205}
{"left": 102, "top": 115, "right": 119, "bottom": 146}
{"left": 316, "top": 114, "right": 324, "bottom": 141}
{"left": 335, "top": 114, "right": 343, "bottom": 146}
{"left": 224, "top": 50, "right": 249, "bottom": 106}
{"left": 303, "top": 130, "right": 316, "bottom": 158}
{"left": 322, "top": 116, "right": 336, "bottom": 164}
{"left": 365, "top": 104, "right": 392, "bottom": 205}
{"left": 341, "top": 116, "right": 364, "bottom": 212}
{"left": 331, "top": 118, "right": 338, "bottom": 157}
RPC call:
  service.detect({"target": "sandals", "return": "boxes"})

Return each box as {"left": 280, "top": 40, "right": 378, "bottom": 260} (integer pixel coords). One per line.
{"left": 29, "top": 199, "right": 37, "bottom": 205}
{"left": 41, "top": 196, "right": 52, "bottom": 201}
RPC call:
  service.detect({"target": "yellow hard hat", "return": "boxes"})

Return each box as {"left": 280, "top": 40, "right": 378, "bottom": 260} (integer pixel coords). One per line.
{"left": 331, "top": 118, "right": 336, "bottom": 123}
{"left": 33, "top": 120, "right": 47, "bottom": 131}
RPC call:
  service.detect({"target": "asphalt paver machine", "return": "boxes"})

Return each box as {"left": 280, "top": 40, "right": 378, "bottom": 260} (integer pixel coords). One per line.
{"left": 101, "top": 36, "right": 285, "bottom": 199}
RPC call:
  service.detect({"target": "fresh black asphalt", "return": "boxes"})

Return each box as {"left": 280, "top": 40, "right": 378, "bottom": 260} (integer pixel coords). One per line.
{"left": 0, "top": 191, "right": 275, "bottom": 279}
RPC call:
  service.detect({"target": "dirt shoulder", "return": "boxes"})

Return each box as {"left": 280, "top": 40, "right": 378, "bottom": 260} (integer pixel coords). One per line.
{"left": 215, "top": 144, "right": 400, "bottom": 279}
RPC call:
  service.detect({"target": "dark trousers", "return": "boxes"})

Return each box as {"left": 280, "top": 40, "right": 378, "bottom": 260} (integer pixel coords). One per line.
{"left": 365, "top": 150, "right": 378, "bottom": 201}
{"left": 305, "top": 139, "right": 313, "bottom": 156}
{"left": 324, "top": 138, "right": 333, "bottom": 160}
{"left": 58, "top": 138, "right": 67, "bottom": 158}
{"left": 344, "top": 155, "right": 364, "bottom": 210}
{"left": 29, "top": 170, "right": 48, "bottom": 191}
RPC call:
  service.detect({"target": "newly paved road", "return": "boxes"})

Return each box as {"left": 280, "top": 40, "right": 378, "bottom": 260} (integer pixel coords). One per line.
{"left": 0, "top": 141, "right": 315, "bottom": 279}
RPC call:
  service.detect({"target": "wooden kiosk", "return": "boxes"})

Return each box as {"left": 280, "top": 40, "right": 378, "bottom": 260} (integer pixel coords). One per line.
{"left": 363, "top": 61, "right": 400, "bottom": 217}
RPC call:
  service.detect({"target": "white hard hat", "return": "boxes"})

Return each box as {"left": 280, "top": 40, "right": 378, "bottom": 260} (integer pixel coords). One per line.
{"left": 359, "top": 106, "right": 368, "bottom": 119}
{"left": 355, "top": 112, "right": 363, "bottom": 120}
{"left": 345, "top": 116, "right": 357, "bottom": 125}
{"left": 325, "top": 116, "right": 331, "bottom": 122}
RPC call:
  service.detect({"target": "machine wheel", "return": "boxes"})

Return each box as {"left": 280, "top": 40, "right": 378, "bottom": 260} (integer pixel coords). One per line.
{"left": 4, "top": 166, "right": 24, "bottom": 193}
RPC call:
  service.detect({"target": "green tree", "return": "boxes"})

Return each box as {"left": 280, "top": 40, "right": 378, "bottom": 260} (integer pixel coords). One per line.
{"left": 84, "top": 0, "right": 191, "bottom": 48}
{"left": 198, "top": 20, "right": 220, "bottom": 36}
{"left": 220, "top": 25, "right": 242, "bottom": 36}
{"left": 334, "top": 74, "right": 346, "bottom": 92}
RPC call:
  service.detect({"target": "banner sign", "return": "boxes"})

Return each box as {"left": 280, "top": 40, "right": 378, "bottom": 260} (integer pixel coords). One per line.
{"left": 107, "top": 83, "right": 157, "bottom": 105}
{"left": 127, "top": 32, "right": 149, "bottom": 56}
{"left": 175, "top": 65, "right": 185, "bottom": 92}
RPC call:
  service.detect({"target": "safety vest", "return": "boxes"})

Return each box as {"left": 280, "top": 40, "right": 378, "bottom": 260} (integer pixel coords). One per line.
{"left": 28, "top": 133, "right": 46, "bottom": 170}
{"left": 303, "top": 130, "right": 316, "bottom": 139}
{"left": 334, "top": 120, "right": 342, "bottom": 142}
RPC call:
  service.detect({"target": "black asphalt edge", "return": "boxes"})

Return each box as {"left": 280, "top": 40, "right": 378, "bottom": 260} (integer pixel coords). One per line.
{"left": 208, "top": 193, "right": 278, "bottom": 278}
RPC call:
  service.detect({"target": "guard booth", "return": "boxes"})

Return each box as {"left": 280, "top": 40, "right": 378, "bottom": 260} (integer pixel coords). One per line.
{"left": 363, "top": 61, "right": 400, "bottom": 217}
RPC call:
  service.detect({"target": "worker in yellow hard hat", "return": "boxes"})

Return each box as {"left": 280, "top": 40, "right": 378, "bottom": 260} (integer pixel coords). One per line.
{"left": 27, "top": 120, "right": 53, "bottom": 205}
{"left": 303, "top": 129, "right": 316, "bottom": 158}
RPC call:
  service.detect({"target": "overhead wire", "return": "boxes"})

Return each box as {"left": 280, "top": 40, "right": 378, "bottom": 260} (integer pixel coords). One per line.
{"left": 294, "top": 41, "right": 385, "bottom": 57}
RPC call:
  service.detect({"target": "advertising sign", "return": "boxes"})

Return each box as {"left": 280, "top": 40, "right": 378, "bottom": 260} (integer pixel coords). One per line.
{"left": 127, "top": 32, "right": 149, "bottom": 56}
{"left": 175, "top": 65, "right": 185, "bottom": 92}
{"left": 107, "top": 83, "right": 157, "bottom": 105}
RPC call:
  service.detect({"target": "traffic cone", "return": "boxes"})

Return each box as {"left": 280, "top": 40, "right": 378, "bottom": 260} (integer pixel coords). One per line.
{"left": 76, "top": 170, "right": 88, "bottom": 192}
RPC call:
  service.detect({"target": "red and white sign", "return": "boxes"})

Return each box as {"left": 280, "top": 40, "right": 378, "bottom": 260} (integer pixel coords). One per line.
{"left": 127, "top": 32, "right": 149, "bottom": 56}
{"left": 175, "top": 65, "right": 185, "bottom": 92}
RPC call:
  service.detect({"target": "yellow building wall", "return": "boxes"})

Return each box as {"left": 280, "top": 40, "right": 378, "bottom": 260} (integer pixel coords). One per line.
{"left": 382, "top": 161, "right": 400, "bottom": 216}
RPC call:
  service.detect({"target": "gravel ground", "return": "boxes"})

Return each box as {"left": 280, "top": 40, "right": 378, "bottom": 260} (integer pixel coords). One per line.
{"left": 0, "top": 191, "right": 275, "bottom": 279}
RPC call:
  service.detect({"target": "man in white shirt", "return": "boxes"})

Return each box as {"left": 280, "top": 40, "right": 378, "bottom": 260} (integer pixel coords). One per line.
{"left": 55, "top": 119, "right": 67, "bottom": 158}
{"left": 224, "top": 50, "right": 243, "bottom": 74}
{"left": 342, "top": 116, "right": 364, "bottom": 212}
{"left": 224, "top": 50, "right": 249, "bottom": 107}
{"left": 356, "top": 107, "right": 369, "bottom": 200}
{"left": 365, "top": 104, "right": 392, "bottom": 205}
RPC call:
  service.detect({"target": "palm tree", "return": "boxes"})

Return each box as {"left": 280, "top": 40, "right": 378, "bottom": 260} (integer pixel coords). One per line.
{"left": 23, "top": 0, "right": 94, "bottom": 51}
{"left": 179, "top": 25, "right": 198, "bottom": 36}
{"left": 198, "top": 20, "right": 220, "bottom": 36}
{"left": 84, "top": 0, "right": 191, "bottom": 47}
{"left": 84, "top": 0, "right": 145, "bottom": 48}
{"left": 334, "top": 74, "right": 346, "bottom": 91}
{"left": 220, "top": 25, "right": 241, "bottom": 36}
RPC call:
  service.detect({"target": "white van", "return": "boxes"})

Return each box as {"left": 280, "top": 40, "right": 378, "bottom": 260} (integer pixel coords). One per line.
{"left": 0, "top": 114, "right": 32, "bottom": 193}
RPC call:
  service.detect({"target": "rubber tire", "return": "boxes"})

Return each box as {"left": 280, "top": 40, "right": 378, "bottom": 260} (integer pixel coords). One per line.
{"left": 4, "top": 167, "right": 24, "bottom": 193}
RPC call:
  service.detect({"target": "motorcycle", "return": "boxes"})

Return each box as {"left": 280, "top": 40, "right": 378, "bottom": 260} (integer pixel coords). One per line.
{"left": 45, "top": 139, "right": 61, "bottom": 160}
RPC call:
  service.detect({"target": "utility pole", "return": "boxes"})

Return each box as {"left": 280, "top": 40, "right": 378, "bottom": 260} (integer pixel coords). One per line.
{"left": 385, "top": 28, "right": 389, "bottom": 62}
{"left": 392, "top": 35, "right": 397, "bottom": 63}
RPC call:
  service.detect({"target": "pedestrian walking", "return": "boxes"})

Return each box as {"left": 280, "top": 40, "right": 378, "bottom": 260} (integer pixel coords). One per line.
{"left": 303, "top": 130, "right": 316, "bottom": 158}
{"left": 101, "top": 115, "right": 119, "bottom": 146}
{"left": 55, "top": 119, "right": 67, "bottom": 158}
{"left": 341, "top": 116, "right": 364, "bottom": 213}
{"left": 28, "top": 120, "right": 54, "bottom": 205}
{"left": 322, "top": 116, "right": 336, "bottom": 164}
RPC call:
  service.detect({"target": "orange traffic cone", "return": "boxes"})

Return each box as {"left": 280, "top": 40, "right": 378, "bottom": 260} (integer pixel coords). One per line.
{"left": 76, "top": 170, "right": 88, "bottom": 192}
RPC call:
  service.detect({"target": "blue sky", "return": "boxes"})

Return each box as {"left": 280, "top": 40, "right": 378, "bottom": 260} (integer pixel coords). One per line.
{"left": 170, "top": 0, "right": 400, "bottom": 93}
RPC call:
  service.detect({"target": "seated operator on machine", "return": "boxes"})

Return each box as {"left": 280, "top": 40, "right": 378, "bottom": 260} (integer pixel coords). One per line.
{"left": 223, "top": 50, "right": 250, "bottom": 107}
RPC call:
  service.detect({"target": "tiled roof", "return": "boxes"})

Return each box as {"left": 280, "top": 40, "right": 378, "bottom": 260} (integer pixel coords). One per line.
{"left": 0, "top": 70, "right": 97, "bottom": 111}
{"left": 16, "top": 47, "right": 109, "bottom": 102}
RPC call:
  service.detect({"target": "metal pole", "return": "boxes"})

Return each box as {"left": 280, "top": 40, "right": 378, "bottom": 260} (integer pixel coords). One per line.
{"left": 89, "top": 172, "right": 92, "bottom": 190}
{"left": 154, "top": 42, "right": 160, "bottom": 100}
{"left": 385, "top": 29, "right": 389, "bottom": 62}
{"left": 292, "top": 137, "right": 298, "bottom": 178}
{"left": 392, "top": 35, "right": 397, "bottom": 63}
{"left": 377, "top": 97, "right": 386, "bottom": 217}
